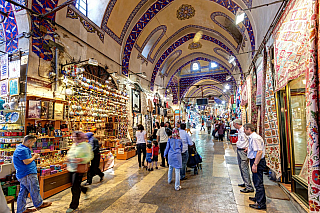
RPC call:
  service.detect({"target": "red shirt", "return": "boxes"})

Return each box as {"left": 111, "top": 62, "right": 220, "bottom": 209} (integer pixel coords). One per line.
{"left": 152, "top": 146, "right": 159, "bottom": 156}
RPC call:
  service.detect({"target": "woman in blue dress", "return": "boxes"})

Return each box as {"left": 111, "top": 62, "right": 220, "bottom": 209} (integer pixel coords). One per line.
{"left": 164, "top": 128, "right": 183, "bottom": 190}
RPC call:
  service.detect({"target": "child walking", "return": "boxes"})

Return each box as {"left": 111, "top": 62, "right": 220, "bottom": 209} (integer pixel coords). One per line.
{"left": 152, "top": 141, "right": 159, "bottom": 170}
{"left": 146, "top": 143, "right": 153, "bottom": 171}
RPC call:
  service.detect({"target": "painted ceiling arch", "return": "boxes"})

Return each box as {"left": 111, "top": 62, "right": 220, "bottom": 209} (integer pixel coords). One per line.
{"left": 0, "top": 0, "right": 20, "bottom": 53}
{"left": 165, "top": 52, "right": 236, "bottom": 82}
{"left": 186, "top": 84, "right": 229, "bottom": 101}
{"left": 120, "top": 0, "right": 257, "bottom": 78}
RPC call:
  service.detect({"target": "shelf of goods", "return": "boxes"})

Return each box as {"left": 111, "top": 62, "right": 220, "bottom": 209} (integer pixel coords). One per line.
{"left": 116, "top": 138, "right": 136, "bottom": 160}
{"left": 63, "top": 68, "right": 129, "bottom": 153}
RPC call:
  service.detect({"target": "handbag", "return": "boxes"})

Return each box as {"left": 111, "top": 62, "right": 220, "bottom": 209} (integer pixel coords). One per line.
{"left": 215, "top": 131, "right": 219, "bottom": 137}
{"left": 77, "top": 163, "right": 89, "bottom": 173}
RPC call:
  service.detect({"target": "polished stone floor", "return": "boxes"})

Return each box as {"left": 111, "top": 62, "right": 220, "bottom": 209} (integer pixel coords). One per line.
{"left": 26, "top": 129, "right": 298, "bottom": 212}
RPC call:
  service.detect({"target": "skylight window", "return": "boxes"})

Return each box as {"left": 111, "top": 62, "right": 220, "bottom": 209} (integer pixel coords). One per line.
{"left": 76, "top": 0, "right": 87, "bottom": 16}
{"left": 192, "top": 62, "right": 199, "bottom": 71}
{"left": 211, "top": 62, "right": 218, "bottom": 68}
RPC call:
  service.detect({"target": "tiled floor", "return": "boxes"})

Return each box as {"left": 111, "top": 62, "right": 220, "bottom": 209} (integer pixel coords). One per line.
{"left": 17, "top": 129, "right": 299, "bottom": 212}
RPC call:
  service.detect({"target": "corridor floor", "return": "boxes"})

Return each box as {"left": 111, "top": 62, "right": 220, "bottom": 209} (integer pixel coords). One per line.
{"left": 37, "top": 129, "right": 299, "bottom": 213}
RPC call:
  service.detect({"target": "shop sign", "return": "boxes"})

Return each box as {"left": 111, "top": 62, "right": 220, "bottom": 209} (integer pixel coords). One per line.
{"left": 174, "top": 110, "right": 180, "bottom": 114}
{"left": 9, "top": 60, "right": 20, "bottom": 78}
{"left": 118, "top": 148, "right": 124, "bottom": 155}
{"left": 27, "top": 77, "right": 52, "bottom": 88}
{"left": 0, "top": 54, "right": 8, "bottom": 80}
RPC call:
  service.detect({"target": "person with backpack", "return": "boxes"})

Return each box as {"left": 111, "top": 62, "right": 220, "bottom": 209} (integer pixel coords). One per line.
{"left": 85, "top": 130, "right": 104, "bottom": 185}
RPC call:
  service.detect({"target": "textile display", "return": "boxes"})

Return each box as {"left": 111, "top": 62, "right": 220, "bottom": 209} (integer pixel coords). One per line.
{"left": 264, "top": 49, "right": 282, "bottom": 179}
{"left": 0, "top": 54, "right": 8, "bottom": 80}
{"left": 307, "top": 0, "right": 320, "bottom": 211}
{"left": 240, "top": 81, "right": 247, "bottom": 106}
{"left": 247, "top": 75, "right": 252, "bottom": 123}
{"left": 256, "top": 60, "right": 264, "bottom": 106}
{"left": 273, "top": 0, "right": 312, "bottom": 91}
{"left": 260, "top": 48, "right": 268, "bottom": 137}
{"left": 236, "top": 86, "right": 241, "bottom": 119}
{"left": 251, "top": 73, "right": 259, "bottom": 127}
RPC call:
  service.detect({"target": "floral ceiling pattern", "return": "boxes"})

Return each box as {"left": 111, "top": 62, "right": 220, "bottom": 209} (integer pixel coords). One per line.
{"left": 176, "top": 4, "right": 195, "bottom": 20}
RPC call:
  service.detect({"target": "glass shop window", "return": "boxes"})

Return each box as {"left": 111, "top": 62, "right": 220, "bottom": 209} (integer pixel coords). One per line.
{"left": 289, "top": 75, "right": 307, "bottom": 182}
{"left": 76, "top": 0, "right": 87, "bottom": 16}
{"left": 192, "top": 62, "right": 199, "bottom": 71}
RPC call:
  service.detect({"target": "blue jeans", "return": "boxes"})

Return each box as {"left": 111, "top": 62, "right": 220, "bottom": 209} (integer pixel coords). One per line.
{"left": 250, "top": 158, "right": 266, "bottom": 207}
{"left": 180, "top": 151, "right": 189, "bottom": 179}
{"left": 168, "top": 165, "right": 180, "bottom": 190}
{"left": 17, "top": 174, "right": 43, "bottom": 213}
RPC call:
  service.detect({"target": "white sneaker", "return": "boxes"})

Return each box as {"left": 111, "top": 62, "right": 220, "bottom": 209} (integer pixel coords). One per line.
{"left": 175, "top": 186, "right": 181, "bottom": 191}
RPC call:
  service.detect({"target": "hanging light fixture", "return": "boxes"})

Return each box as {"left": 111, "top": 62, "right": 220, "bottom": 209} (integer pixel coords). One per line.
{"left": 228, "top": 55, "right": 235, "bottom": 64}
{"left": 193, "top": 31, "right": 203, "bottom": 43}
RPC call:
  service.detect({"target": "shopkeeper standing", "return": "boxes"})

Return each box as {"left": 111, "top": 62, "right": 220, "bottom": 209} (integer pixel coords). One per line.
{"left": 13, "top": 135, "right": 52, "bottom": 213}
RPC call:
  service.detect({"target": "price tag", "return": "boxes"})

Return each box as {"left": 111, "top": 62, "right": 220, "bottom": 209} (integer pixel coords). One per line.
{"left": 118, "top": 148, "right": 124, "bottom": 154}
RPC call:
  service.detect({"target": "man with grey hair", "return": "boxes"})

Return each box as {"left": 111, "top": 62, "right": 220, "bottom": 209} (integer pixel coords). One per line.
{"left": 233, "top": 119, "right": 254, "bottom": 193}
{"left": 13, "top": 135, "right": 52, "bottom": 213}
{"left": 244, "top": 123, "right": 266, "bottom": 210}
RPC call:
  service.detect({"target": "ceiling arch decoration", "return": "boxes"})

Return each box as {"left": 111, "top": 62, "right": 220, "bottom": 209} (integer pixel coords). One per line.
{"left": 176, "top": 4, "right": 195, "bottom": 20}
{"left": 0, "top": 0, "right": 20, "bottom": 53}
{"left": 134, "top": 25, "right": 167, "bottom": 62}
{"left": 151, "top": 34, "right": 242, "bottom": 90}
{"left": 165, "top": 52, "right": 236, "bottom": 79}
{"left": 179, "top": 73, "right": 229, "bottom": 99}
{"left": 213, "top": 47, "right": 231, "bottom": 61}
{"left": 31, "top": 0, "right": 59, "bottom": 61}
{"left": 186, "top": 85, "right": 229, "bottom": 100}
{"left": 211, "top": 12, "right": 248, "bottom": 51}
{"left": 121, "top": 0, "right": 255, "bottom": 77}
{"left": 188, "top": 42, "right": 202, "bottom": 50}
{"left": 66, "top": 5, "right": 105, "bottom": 42}
{"left": 168, "top": 76, "right": 179, "bottom": 104}
{"left": 160, "top": 50, "right": 182, "bottom": 76}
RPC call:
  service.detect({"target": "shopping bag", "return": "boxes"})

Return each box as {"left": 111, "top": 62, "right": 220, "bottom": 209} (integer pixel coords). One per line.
{"left": 215, "top": 131, "right": 219, "bottom": 137}
{"left": 77, "top": 163, "right": 89, "bottom": 173}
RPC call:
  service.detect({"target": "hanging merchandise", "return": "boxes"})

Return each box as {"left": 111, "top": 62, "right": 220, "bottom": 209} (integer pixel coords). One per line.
{"left": 0, "top": 54, "right": 8, "bottom": 80}
{"left": 251, "top": 71, "right": 259, "bottom": 128}
{"left": 264, "top": 49, "right": 282, "bottom": 180}
{"left": 256, "top": 60, "right": 264, "bottom": 106}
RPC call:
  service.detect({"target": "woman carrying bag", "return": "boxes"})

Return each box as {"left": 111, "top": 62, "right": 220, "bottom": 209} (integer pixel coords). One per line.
{"left": 66, "top": 131, "right": 93, "bottom": 213}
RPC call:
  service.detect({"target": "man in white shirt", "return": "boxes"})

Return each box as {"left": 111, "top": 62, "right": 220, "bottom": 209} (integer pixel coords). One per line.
{"left": 244, "top": 123, "right": 266, "bottom": 210}
{"left": 233, "top": 119, "right": 254, "bottom": 193}
{"left": 179, "top": 123, "right": 193, "bottom": 180}
{"left": 157, "top": 122, "right": 169, "bottom": 167}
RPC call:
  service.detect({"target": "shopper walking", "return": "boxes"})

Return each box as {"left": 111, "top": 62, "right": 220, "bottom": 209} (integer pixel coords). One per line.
{"left": 13, "top": 135, "right": 52, "bottom": 213}
{"left": 244, "top": 123, "right": 267, "bottom": 210}
{"left": 233, "top": 119, "right": 254, "bottom": 193}
{"left": 206, "top": 118, "right": 212, "bottom": 134}
{"left": 66, "top": 131, "right": 93, "bottom": 213}
{"left": 179, "top": 123, "right": 193, "bottom": 180}
{"left": 218, "top": 121, "right": 225, "bottom": 141}
{"left": 157, "top": 122, "right": 169, "bottom": 167}
{"left": 164, "top": 128, "right": 183, "bottom": 191}
{"left": 85, "top": 130, "right": 104, "bottom": 185}
{"left": 136, "top": 124, "right": 147, "bottom": 168}
{"left": 200, "top": 119, "right": 205, "bottom": 131}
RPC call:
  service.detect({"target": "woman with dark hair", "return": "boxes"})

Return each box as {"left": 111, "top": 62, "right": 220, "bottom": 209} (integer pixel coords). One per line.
{"left": 152, "top": 122, "right": 160, "bottom": 141}
{"left": 136, "top": 124, "right": 147, "bottom": 168}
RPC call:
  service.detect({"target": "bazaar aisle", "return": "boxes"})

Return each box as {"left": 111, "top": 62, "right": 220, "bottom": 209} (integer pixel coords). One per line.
{"left": 35, "top": 129, "right": 299, "bottom": 213}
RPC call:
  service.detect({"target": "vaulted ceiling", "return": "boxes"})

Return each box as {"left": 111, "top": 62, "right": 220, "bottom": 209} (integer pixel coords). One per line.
{"left": 1, "top": 0, "right": 283, "bottom": 104}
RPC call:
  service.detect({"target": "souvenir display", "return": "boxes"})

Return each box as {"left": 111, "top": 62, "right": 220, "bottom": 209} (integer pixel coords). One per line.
{"left": 0, "top": 80, "right": 8, "bottom": 97}
{"left": 8, "top": 60, "right": 20, "bottom": 79}
{"left": 54, "top": 103, "right": 64, "bottom": 120}
{"left": 28, "top": 100, "right": 41, "bottom": 118}
{"left": 9, "top": 78, "right": 19, "bottom": 96}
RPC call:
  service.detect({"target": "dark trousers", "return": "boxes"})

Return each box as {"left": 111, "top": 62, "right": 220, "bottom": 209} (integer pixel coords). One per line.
{"left": 250, "top": 158, "right": 267, "bottom": 207}
{"left": 137, "top": 143, "right": 146, "bottom": 167}
{"left": 87, "top": 154, "right": 104, "bottom": 184}
{"left": 69, "top": 172, "right": 88, "bottom": 210}
{"left": 207, "top": 126, "right": 211, "bottom": 134}
{"left": 219, "top": 134, "right": 224, "bottom": 141}
{"left": 180, "top": 151, "right": 189, "bottom": 179}
{"left": 160, "top": 142, "right": 168, "bottom": 167}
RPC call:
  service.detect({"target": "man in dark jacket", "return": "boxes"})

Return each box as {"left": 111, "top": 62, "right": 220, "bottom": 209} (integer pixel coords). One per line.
{"left": 86, "top": 131, "right": 104, "bottom": 185}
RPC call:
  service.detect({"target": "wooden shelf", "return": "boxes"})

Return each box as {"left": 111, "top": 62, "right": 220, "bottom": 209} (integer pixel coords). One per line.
{"left": 0, "top": 136, "right": 24, "bottom": 138}
{"left": 26, "top": 118, "right": 67, "bottom": 122}
{"left": 0, "top": 109, "right": 21, "bottom": 112}
{"left": 27, "top": 95, "right": 68, "bottom": 103}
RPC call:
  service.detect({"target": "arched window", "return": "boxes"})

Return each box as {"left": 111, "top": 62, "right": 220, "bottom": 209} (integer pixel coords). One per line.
{"left": 192, "top": 62, "right": 199, "bottom": 71}
{"left": 140, "top": 26, "right": 167, "bottom": 59}
{"left": 211, "top": 62, "right": 218, "bottom": 69}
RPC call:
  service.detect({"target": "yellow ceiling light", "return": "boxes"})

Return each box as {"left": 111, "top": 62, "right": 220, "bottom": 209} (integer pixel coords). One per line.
{"left": 193, "top": 31, "right": 203, "bottom": 43}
